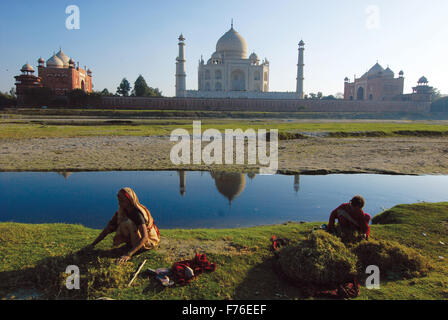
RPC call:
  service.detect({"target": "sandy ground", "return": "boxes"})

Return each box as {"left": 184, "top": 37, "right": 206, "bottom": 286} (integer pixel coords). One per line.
{"left": 1, "top": 135, "right": 448, "bottom": 175}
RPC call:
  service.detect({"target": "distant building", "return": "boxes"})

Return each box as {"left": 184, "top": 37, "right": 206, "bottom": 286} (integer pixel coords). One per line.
{"left": 344, "top": 62, "right": 404, "bottom": 101}
{"left": 14, "top": 49, "right": 93, "bottom": 101}
{"left": 13, "top": 63, "right": 43, "bottom": 98}
{"left": 175, "top": 23, "right": 305, "bottom": 99}
{"left": 402, "top": 76, "right": 434, "bottom": 102}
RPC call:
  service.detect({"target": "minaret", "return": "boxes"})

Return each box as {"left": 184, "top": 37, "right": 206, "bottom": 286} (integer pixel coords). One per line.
{"left": 175, "top": 34, "right": 186, "bottom": 97}
{"left": 296, "top": 40, "right": 305, "bottom": 99}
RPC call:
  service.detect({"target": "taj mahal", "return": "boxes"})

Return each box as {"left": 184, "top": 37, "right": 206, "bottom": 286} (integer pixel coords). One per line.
{"left": 175, "top": 22, "right": 305, "bottom": 99}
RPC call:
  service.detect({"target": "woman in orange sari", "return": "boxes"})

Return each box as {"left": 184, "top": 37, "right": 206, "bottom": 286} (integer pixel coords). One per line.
{"left": 86, "top": 187, "right": 160, "bottom": 263}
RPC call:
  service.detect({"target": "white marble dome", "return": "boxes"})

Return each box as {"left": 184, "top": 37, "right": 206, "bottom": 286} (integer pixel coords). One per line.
{"left": 46, "top": 54, "right": 64, "bottom": 68}
{"left": 216, "top": 27, "right": 248, "bottom": 59}
{"left": 211, "top": 51, "right": 222, "bottom": 59}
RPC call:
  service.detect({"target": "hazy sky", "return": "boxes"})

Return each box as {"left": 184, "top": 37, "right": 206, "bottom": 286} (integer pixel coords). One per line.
{"left": 1, "top": 0, "right": 447, "bottom": 97}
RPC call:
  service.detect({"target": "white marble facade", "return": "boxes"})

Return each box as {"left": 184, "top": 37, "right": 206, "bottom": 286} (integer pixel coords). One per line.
{"left": 176, "top": 23, "right": 304, "bottom": 99}
{"left": 197, "top": 25, "right": 269, "bottom": 94}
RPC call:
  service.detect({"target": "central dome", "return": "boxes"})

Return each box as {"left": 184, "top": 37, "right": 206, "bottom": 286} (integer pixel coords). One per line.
{"left": 216, "top": 27, "right": 248, "bottom": 59}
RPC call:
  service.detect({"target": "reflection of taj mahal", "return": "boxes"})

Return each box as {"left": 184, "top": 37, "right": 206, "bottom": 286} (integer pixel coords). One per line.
{"left": 58, "top": 171, "right": 300, "bottom": 203}
{"left": 177, "top": 171, "right": 301, "bottom": 204}
{"left": 176, "top": 22, "right": 305, "bottom": 99}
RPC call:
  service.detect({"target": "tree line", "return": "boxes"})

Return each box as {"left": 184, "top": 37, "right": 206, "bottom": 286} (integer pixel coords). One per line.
{"left": 110, "top": 75, "right": 162, "bottom": 97}
{"left": 0, "top": 88, "right": 17, "bottom": 107}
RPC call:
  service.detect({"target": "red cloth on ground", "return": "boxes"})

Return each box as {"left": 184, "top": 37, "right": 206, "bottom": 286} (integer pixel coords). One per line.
{"left": 171, "top": 253, "right": 216, "bottom": 285}
{"left": 328, "top": 203, "right": 371, "bottom": 237}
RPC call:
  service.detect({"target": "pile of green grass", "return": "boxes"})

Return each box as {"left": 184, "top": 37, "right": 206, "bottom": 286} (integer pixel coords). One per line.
{"left": 278, "top": 230, "right": 432, "bottom": 289}
{"left": 353, "top": 240, "right": 433, "bottom": 279}
{"left": 278, "top": 230, "right": 358, "bottom": 286}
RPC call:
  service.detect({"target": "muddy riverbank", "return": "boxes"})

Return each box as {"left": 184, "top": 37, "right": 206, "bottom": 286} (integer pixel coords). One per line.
{"left": 1, "top": 136, "right": 447, "bottom": 174}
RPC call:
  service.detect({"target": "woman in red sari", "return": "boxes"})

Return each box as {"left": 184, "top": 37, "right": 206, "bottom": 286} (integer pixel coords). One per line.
{"left": 85, "top": 187, "right": 160, "bottom": 263}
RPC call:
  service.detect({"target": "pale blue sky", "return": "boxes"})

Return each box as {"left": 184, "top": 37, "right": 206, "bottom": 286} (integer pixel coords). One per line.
{"left": 1, "top": 0, "right": 446, "bottom": 97}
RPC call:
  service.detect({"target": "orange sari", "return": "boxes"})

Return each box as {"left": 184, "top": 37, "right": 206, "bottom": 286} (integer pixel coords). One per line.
{"left": 112, "top": 187, "right": 160, "bottom": 249}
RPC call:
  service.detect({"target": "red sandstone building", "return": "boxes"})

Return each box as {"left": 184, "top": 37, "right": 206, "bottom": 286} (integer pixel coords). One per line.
{"left": 14, "top": 49, "right": 92, "bottom": 101}
{"left": 343, "top": 62, "right": 432, "bottom": 102}
{"left": 344, "top": 62, "right": 404, "bottom": 101}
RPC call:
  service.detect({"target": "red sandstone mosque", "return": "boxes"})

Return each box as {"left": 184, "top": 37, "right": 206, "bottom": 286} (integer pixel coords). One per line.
{"left": 344, "top": 62, "right": 432, "bottom": 102}
{"left": 14, "top": 49, "right": 92, "bottom": 98}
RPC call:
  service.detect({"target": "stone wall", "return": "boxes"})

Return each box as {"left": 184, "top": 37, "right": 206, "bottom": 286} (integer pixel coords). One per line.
{"left": 185, "top": 90, "right": 299, "bottom": 99}
{"left": 99, "top": 96, "right": 431, "bottom": 113}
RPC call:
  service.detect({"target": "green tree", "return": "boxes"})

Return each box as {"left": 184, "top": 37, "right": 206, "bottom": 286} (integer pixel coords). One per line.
{"left": 432, "top": 88, "right": 442, "bottom": 101}
{"left": 9, "top": 87, "right": 16, "bottom": 99}
{"left": 101, "top": 88, "right": 110, "bottom": 96}
{"left": 116, "top": 78, "right": 131, "bottom": 96}
{"left": 0, "top": 91, "right": 17, "bottom": 107}
{"left": 147, "top": 87, "right": 162, "bottom": 97}
{"left": 133, "top": 75, "right": 163, "bottom": 97}
{"left": 134, "top": 75, "right": 150, "bottom": 97}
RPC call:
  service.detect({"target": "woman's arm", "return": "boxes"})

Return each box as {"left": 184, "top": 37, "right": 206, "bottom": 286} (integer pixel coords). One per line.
{"left": 118, "top": 224, "right": 149, "bottom": 263}
{"left": 89, "top": 214, "right": 118, "bottom": 248}
{"left": 327, "top": 205, "right": 341, "bottom": 231}
{"left": 90, "top": 225, "right": 112, "bottom": 247}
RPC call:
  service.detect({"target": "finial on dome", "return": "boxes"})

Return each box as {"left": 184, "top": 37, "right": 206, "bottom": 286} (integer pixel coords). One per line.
{"left": 231, "top": 18, "right": 233, "bottom": 29}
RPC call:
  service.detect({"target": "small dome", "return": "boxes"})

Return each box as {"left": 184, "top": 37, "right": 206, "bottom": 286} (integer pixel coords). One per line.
{"left": 69, "top": 58, "right": 75, "bottom": 64}
{"left": 21, "top": 63, "right": 34, "bottom": 72}
{"left": 211, "top": 51, "right": 222, "bottom": 60}
{"left": 399, "top": 70, "right": 404, "bottom": 75}
{"left": 344, "top": 77, "right": 349, "bottom": 82}
{"left": 46, "top": 54, "right": 64, "bottom": 68}
{"left": 418, "top": 76, "right": 428, "bottom": 84}
{"left": 299, "top": 40, "right": 305, "bottom": 46}
{"left": 87, "top": 69, "right": 92, "bottom": 75}
{"left": 216, "top": 27, "right": 248, "bottom": 59}
{"left": 38, "top": 57, "right": 44, "bottom": 64}
{"left": 249, "top": 52, "right": 259, "bottom": 61}
{"left": 56, "top": 49, "right": 71, "bottom": 67}
{"left": 384, "top": 67, "right": 394, "bottom": 77}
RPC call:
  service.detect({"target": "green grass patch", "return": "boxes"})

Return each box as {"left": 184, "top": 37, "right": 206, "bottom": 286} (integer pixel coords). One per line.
{"left": 1, "top": 119, "right": 448, "bottom": 139}
{"left": 0, "top": 202, "right": 447, "bottom": 300}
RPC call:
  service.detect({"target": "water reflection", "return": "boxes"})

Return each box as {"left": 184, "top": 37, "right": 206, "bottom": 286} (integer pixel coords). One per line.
{"left": 294, "top": 174, "right": 300, "bottom": 193}
{"left": 1, "top": 171, "right": 447, "bottom": 229}
{"left": 210, "top": 172, "right": 246, "bottom": 205}
{"left": 178, "top": 170, "right": 186, "bottom": 196}
{"left": 57, "top": 172, "right": 72, "bottom": 180}
{"left": 56, "top": 170, "right": 300, "bottom": 203}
